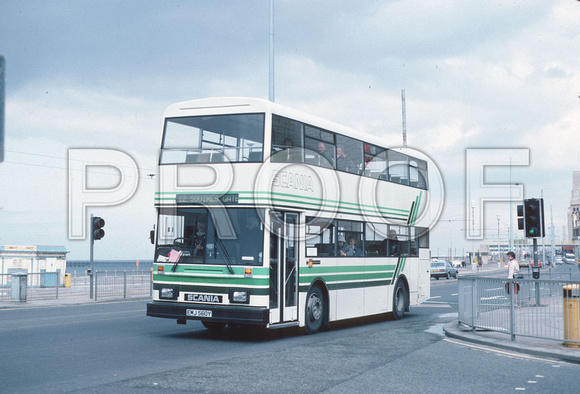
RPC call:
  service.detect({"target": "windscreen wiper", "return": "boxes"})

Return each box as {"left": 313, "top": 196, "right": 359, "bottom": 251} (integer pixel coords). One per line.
{"left": 215, "top": 237, "right": 235, "bottom": 274}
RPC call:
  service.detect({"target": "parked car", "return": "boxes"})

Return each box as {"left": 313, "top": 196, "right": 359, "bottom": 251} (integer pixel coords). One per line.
{"left": 430, "top": 260, "right": 457, "bottom": 280}
{"left": 555, "top": 257, "right": 563, "bottom": 265}
{"left": 564, "top": 254, "right": 576, "bottom": 264}
{"left": 519, "top": 259, "right": 530, "bottom": 268}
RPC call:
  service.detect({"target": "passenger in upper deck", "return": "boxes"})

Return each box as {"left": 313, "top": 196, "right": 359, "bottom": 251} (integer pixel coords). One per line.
{"left": 274, "top": 137, "right": 301, "bottom": 162}
{"left": 336, "top": 146, "right": 354, "bottom": 173}
{"left": 281, "top": 137, "right": 295, "bottom": 161}
{"left": 317, "top": 142, "right": 335, "bottom": 168}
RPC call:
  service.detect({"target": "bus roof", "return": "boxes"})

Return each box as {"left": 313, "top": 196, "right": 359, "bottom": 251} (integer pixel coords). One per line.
{"left": 163, "top": 97, "right": 395, "bottom": 152}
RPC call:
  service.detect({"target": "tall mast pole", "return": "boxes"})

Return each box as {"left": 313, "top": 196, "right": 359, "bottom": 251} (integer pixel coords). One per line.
{"left": 269, "top": 0, "right": 275, "bottom": 102}
{"left": 401, "top": 89, "right": 407, "bottom": 147}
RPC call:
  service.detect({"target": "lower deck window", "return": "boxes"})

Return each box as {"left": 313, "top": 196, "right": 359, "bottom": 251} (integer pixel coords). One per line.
{"left": 306, "top": 217, "right": 424, "bottom": 258}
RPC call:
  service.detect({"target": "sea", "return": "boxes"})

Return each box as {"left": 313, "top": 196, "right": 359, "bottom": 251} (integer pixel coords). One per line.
{"left": 66, "top": 260, "right": 153, "bottom": 275}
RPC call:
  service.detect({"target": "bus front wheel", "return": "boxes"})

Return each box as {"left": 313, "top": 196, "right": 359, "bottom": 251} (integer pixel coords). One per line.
{"left": 202, "top": 321, "right": 226, "bottom": 331}
{"left": 392, "top": 280, "right": 407, "bottom": 320}
{"left": 305, "top": 285, "right": 324, "bottom": 334}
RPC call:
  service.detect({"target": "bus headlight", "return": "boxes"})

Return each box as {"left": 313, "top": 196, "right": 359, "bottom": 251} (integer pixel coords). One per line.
{"left": 160, "top": 287, "right": 178, "bottom": 300}
{"left": 230, "top": 290, "right": 249, "bottom": 304}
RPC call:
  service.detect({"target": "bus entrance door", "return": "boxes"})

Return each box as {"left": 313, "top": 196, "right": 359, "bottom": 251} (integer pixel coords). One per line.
{"left": 269, "top": 211, "right": 298, "bottom": 325}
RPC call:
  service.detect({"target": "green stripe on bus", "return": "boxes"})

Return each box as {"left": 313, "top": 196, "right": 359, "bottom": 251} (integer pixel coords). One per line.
{"left": 409, "top": 191, "right": 422, "bottom": 226}
{"left": 299, "top": 279, "right": 392, "bottom": 293}
{"left": 153, "top": 283, "right": 270, "bottom": 296}
{"left": 390, "top": 256, "right": 407, "bottom": 280}
{"left": 156, "top": 266, "right": 269, "bottom": 275}
{"left": 298, "top": 271, "right": 394, "bottom": 284}
{"left": 158, "top": 190, "right": 409, "bottom": 215}
{"left": 154, "top": 275, "right": 268, "bottom": 287}
{"left": 299, "top": 264, "right": 396, "bottom": 275}
{"left": 155, "top": 190, "right": 410, "bottom": 218}
{"left": 250, "top": 191, "right": 409, "bottom": 215}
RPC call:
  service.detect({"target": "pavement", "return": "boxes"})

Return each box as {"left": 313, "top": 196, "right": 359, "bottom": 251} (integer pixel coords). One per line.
{"left": 0, "top": 293, "right": 150, "bottom": 309}
{"left": 444, "top": 320, "right": 580, "bottom": 364}
{"left": 2, "top": 263, "right": 580, "bottom": 364}
{"left": 444, "top": 262, "right": 580, "bottom": 364}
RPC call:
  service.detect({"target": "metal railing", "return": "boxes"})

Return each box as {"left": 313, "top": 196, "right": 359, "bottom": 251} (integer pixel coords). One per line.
{"left": 459, "top": 275, "right": 580, "bottom": 344}
{"left": 0, "top": 272, "right": 62, "bottom": 301}
{"left": 0, "top": 270, "right": 152, "bottom": 302}
{"left": 94, "top": 270, "right": 153, "bottom": 301}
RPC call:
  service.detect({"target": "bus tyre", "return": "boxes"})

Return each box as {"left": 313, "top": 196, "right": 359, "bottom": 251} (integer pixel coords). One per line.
{"left": 392, "top": 280, "right": 407, "bottom": 320}
{"left": 305, "top": 285, "right": 324, "bottom": 335}
{"left": 202, "top": 321, "right": 227, "bottom": 331}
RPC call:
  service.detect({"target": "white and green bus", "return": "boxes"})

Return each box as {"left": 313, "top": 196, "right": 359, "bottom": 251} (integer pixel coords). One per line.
{"left": 147, "top": 97, "right": 431, "bottom": 334}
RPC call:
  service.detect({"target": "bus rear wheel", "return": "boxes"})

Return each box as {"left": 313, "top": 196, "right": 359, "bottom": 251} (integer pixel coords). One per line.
{"left": 392, "top": 280, "right": 407, "bottom": 320}
{"left": 305, "top": 285, "right": 324, "bottom": 334}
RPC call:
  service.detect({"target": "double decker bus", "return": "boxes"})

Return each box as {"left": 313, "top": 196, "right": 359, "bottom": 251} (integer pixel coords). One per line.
{"left": 147, "top": 97, "right": 431, "bottom": 334}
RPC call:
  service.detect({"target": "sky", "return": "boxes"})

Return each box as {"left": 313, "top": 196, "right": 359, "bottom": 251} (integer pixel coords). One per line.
{"left": 1, "top": 0, "right": 579, "bottom": 260}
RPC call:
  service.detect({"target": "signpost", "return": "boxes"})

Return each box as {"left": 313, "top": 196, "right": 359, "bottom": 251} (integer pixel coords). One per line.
{"left": 89, "top": 214, "right": 106, "bottom": 299}
{"left": 518, "top": 198, "right": 545, "bottom": 306}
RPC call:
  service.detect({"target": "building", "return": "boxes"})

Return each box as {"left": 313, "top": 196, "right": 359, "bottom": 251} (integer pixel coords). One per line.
{"left": 0, "top": 245, "right": 69, "bottom": 286}
{"left": 482, "top": 240, "right": 575, "bottom": 263}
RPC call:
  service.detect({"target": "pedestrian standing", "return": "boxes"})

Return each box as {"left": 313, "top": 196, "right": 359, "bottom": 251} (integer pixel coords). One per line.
{"left": 507, "top": 251, "right": 520, "bottom": 278}
{"left": 506, "top": 251, "right": 520, "bottom": 303}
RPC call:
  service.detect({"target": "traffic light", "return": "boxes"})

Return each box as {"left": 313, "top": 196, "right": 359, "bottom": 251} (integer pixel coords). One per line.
{"left": 92, "top": 216, "right": 105, "bottom": 241}
{"left": 523, "top": 198, "right": 544, "bottom": 238}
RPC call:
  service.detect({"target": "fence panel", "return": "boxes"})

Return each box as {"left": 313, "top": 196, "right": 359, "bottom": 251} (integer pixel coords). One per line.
{"left": 0, "top": 274, "right": 11, "bottom": 301}
{"left": 27, "top": 273, "right": 60, "bottom": 300}
{"left": 94, "top": 270, "right": 152, "bottom": 300}
{"left": 0, "top": 270, "right": 152, "bottom": 303}
{"left": 0, "top": 273, "right": 61, "bottom": 300}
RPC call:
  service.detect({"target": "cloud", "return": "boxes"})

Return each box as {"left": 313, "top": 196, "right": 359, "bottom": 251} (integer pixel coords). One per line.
{"left": 1, "top": 1, "right": 579, "bottom": 258}
{"left": 1, "top": 81, "right": 160, "bottom": 258}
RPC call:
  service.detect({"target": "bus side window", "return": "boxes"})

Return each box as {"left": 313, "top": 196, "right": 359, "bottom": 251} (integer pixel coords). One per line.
{"left": 315, "top": 243, "right": 334, "bottom": 257}
{"left": 336, "top": 135, "right": 362, "bottom": 174}
{"left": 365, "top": 223, "right": 387, "bottom": 257}
{"left": 271, "top": 115, "right": 303, "bottom": 163}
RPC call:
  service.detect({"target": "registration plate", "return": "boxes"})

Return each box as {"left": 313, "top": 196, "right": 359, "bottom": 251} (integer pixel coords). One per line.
{"left": 186, "top": 309, "right": 212, "bottom": 318}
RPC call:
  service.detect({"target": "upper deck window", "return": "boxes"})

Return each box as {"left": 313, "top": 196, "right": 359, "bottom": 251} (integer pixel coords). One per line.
{"left": 271, "top": 116, "right": 304, "bottom": 163}
{"left": 160, "top": 113, "right": 265, "bottom": 164}
{"left": 270, "top": 114, "right": 428, "bottom": 190}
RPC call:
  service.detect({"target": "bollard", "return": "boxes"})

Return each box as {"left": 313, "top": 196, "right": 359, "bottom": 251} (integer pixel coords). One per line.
{"left": 563, "top": 284, "right": 580, "bottom": 348}
{"left": 64, "top": 273, "right": 71, "bottom": 288}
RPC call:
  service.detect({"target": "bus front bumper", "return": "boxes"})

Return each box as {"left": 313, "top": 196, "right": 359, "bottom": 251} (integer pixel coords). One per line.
{"left": 147, "top": 301, "right": 269, "bottom": 325}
